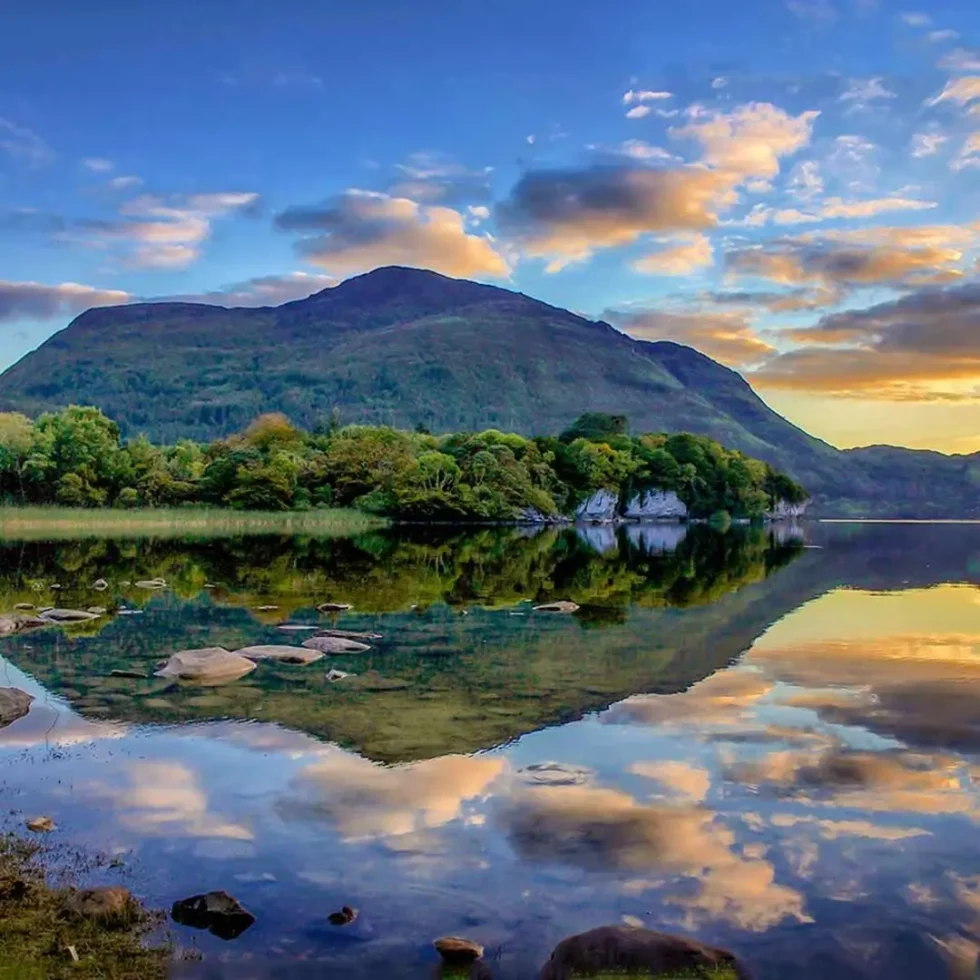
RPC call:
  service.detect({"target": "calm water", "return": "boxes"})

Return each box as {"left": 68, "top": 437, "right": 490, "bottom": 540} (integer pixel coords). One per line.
{"left": 1, "top": 522, "right": 979, "bottom": 979}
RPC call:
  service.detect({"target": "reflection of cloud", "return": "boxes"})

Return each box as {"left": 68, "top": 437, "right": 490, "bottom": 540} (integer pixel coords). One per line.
{"left": 284, "top": 751, "right": 505, "bottom": 839}
{"left": 501, "top": 783, "right": 807, "bottom": 930}
{"left": 730, "top": 746, "right": 974, "bottom": 815}
{"left": 602, "top": 668, "right": 772, "bottom": 730}
{"left": 770, "top": 813, "right": 930, "bottom": 840}
{"left": 0, "top": 700, "right": 128, "bottom": 748}
{"left": 630, "top": 760, "right": 711, "bottom": 802}
{"left": 85, "top": 761, "right": 253, "bottom": 840}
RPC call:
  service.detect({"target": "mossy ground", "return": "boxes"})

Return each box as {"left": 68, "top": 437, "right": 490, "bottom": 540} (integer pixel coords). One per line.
{"left": 0, "top": 833, "right": 170, "bottom": 980}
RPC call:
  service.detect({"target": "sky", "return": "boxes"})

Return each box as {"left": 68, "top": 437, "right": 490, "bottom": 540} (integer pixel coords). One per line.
{"left": 0, "top": 0, "right": 978, "bottom": 453}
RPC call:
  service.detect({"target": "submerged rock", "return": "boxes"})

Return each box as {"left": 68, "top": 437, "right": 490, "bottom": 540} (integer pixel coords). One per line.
{"left": 87, "top": 606, "right": 108, "bottom": 615}
{"left": 235, "top": 645, "right": 324, "bottom": 665}
{"left": 110, "top": 668, "right": 148, "bottom": 679}
{"left": 315, "top": 628, "right": 384, "bottom": 641}
{"left": 277, "top": 624, "right": 320, "bottom": 631}
{"left": 317, "top": 601, "right": 353, "bottom": 612}
{"left": 154, "top": 648, "right": 257, "bottom": 683}
{"left": 434, "top": 936, "right": 485, "bottom": 964}
{"left": 39, "top": 608, "right": 101, "bottom": 623}
{"left": 13, "top": 602, "right": 34, "bottom": 610}
{"left": 303, "top": 635, "right": 372, "bottom": 655}
{"left": 538, "top": 925, "right": 747, "bottom": 980}
{"left": 533, "top": 600, "right": 579, "bottom": 613}
{"left": 326, "top": 668, "right": 354, "bottom": 683}
{"left": 134, "top": 578, "right": 167, "bottom": 590}
{"left": 171, "top": 890, "right": 256, "bottom": 940}
{"left": 92, "top": 578, "right": 109, "bottom": 591}
{"left": 328, "top": 905, "right": 358, "bottom": 926}
{"left": 0, "top": 687, "right": 34, "bottom": 727}
{"left": 65, "top": 887, "right": 139, "bottom": 927}
{"left": 26, "top": 816, "right": 55, "bottom": 833}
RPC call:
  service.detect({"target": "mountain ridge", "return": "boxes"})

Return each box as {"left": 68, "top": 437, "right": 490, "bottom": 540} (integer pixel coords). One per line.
{"left": 0, "top": 265, "right": 977, "bottom": 516}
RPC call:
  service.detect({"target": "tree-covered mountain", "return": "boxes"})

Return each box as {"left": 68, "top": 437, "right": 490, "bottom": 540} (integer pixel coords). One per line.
{"left": 0, "top": 266, "right": 976, "bottom": 516}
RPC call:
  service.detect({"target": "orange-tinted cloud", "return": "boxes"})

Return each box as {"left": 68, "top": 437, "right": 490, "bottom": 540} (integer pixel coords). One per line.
{"left": 632, "top": 233, "right": 714, "bottom": 275}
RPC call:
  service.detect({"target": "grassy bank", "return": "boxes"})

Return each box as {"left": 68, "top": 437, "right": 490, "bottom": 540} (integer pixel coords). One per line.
{"left": 0, "top": 833, "right": 169, "bottom": 980}
{"left": 0, "top": 506, "right": 387, "bottom": 541}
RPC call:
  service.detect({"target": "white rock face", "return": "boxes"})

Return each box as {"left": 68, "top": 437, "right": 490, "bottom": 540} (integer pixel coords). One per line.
{"left": 575, "top": 489, "right": 619, "bottom": 522}
{"left": 767, "top": 499, "right": 808, "bottom": 519}
{"left": 623, "top": 490, "right": 688, "bottom": 520}
{"left": 575, "top": 525, "right": 618, "bottom": 554}
{"left": 625, "top": 524, "right": 688, "bottom": 554}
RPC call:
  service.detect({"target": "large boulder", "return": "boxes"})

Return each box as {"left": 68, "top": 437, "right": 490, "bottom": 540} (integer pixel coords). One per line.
{"left": 235, "top": 645, "right": 324, "bottom": 665}
{"left": 623, "top": 489, "right": 689, "bottom": 520}
{"left": 575, "top": 489, "right": 619, "bottom": 523}
{"left": 39, "top": 608, "right": 101, "bottom": 623}
{"left": 0, "top": 687, "right": 34, "bottom": 728}
{"left": 154, "top": 648, "right": 257, "bottom": 684}
{"left": 539, "top": 925, "right": 747, "bottom": 979}
{"left": 171, "top": 890, "right": 255, "bottom": 940}
{"left": 302, "top": 635, "right": 372, "bottom": 655}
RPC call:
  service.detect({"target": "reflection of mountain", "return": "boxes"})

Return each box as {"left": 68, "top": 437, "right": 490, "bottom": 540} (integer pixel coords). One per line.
{"left": 0, "top": 523, "right": 976, "bottom": 762}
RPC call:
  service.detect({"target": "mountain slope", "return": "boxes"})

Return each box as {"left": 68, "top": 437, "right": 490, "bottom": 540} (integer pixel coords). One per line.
{"left": 0, "top": 266, "right": 976, "bottom": 515}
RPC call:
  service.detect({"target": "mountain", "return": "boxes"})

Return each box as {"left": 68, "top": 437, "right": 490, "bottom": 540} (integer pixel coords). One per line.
{"left": 0, "top": 265, "right": 977, "bottom": 516}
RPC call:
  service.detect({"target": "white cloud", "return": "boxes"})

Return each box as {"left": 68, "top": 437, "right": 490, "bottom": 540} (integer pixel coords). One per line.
{"left": 712, "top": 77, "right": 729, "bottom": 90}
{"left": 786, "top": 160, "right": 824, "bottom": 200}
{"left": 632, "top": 233, "right": 714, "bottom": 275}
{"left": 839, "top": 77, "right": 896, "bottom": 105}
{"left": 772, "top": 195, "right": 936, "bottom": 224}
{"left": 951, "top": 132, "right": 980, "bottom": 171}
{"left": 0, "top": 117, "right": 54, "bottom": 167}
{"left": 0, "top": 279, "right": 130, "bottom": 322}
{"left": 106, "top": 175, "right": 143, "bottom": 190}
{"left": 938, "top": 49, "right": 980, "bottom": 73}
{"left": 623, "top": 89, "right": 673, "bottom": 104}
{"left": 911, "top": 130, "right": 949, "bottom": 157}
{"left": 626, "top": 105, "right": 651, "bottom": 119}
{"left": 900, "top": 11, "right": 931, "bottom": 26}
{"left": 82, "top": 157, "right": 114, "bottom": 172}
{"left": 927, "top": 76, "right": 980, "bottom": 106}
{"left": 929, "top": 29, "right": 960, "bottom": 42}
{"left": 467, "top": 204, "right": 490, "bottom": 220}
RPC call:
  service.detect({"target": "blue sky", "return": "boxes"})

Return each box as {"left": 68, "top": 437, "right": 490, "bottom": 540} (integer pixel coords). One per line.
{"left": 1, "top": 0, "right": 979, "bottom": 450}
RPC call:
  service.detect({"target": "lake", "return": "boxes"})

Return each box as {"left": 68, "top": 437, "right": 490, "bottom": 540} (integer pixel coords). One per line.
{"left": 1, "top": 521, "right": 979, "bottom": 979}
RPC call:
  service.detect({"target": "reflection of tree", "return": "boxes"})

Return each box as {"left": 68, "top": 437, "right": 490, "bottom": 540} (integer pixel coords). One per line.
{"left": 0, "top": 526, "right": 803, "bottom": 619}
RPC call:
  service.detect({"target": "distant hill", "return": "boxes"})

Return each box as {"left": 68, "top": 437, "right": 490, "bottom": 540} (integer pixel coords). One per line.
{"left": 0, "top": 265, "right": 976, "bottom": 516}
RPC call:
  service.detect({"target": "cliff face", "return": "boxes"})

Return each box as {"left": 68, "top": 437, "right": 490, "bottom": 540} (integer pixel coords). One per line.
{"left": 767, "top": 499, "right": 809, "bottom": 519}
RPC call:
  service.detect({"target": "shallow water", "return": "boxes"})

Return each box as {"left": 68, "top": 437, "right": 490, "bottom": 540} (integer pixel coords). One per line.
{"left": 1, "top": 522, "right": 979, "bottom": 979}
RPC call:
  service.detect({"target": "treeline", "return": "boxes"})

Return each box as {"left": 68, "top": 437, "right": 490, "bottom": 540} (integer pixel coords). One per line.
{"left": 0, "top": 407, "right": 807, "bottom": 520}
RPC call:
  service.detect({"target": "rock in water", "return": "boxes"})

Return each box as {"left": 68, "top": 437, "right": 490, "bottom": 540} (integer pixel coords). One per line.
{"left": 26, "top": 816, "right": 55, "bottom": 833}
{"left": 0, "top": 687, "right": 34, "bottom": 728}
{"left": 171, "top": 890, "right": 256, "bottom": 940}
{"left": 235, "top": 645, "right": 324, "bottom": 665}
{"left": 154, "top": 648, "right": 257, "bottom": 683}
{"left": 255, "top": 604, "right": 279, "bottom": 612}
{"left": 328, "top": 905, "right": 358, "bottom": 926}
{"left": 434, "top": 937, "right": 485, "bottom": 964}
{"left": 326, "top": 669, "right": 353, "bottom": 682}
{"left": 110, "top": 668, "right": 148, "bottom": 679}
{"left": 92, "top": 578, "right": 109, "bottom": 591}
{"left": 533, "top": 600, "right": 580, "bottom": 613}
{"left": 65, "top": 887, "right": 139, "bottom": 927}
{"left": 317, "top": 601, "right": 352, "bottom": 612}
{"left": 315, "top": 628, "right": 384, "bottom": 641}
{"left": 13, "top": 602, "right": 34, "bottom": 610}
{"left": 302, "top": 635, "right": 372, "bottom": 654}
{"left": 38, "top": 608, "right": 101, "bottom": 622}
{"left": 538, "top": 925, "right": 746, "bottom": 980}
{"left": 0, "top": 614, "right": 48, "bottom": 636}
{"left": 134, "top": 579, "right": 167, "bottom": 590}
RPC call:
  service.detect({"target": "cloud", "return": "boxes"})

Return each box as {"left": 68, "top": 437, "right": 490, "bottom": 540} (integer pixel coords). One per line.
{"left": 672, "top": 103, "right": 819, "bottom": 180}
{"left": 726, "top": 222, "right": 975, "bottom": 288}
{"left": 771, "top": 814, "right": 930, "bottom": 840}
{"left": 500, "top": 782, "right": 808, "bottom": 930}
{"left": 927, "top": 76, "right": 980, "bottom": 106}
{"left": 707, "top": 287, "right": 839, "bottom": 312}
{"left": 467, "top": 205, "right": 490, "bottom": 220}
{"left": 632, "top": 233, "right": 714, "bottom": 275}
{"left": 0, "top": 117, "right": 54, "bottom": 167}
{"left": 786, "top": 160, "right": 824, "bottom": 201}
{"left": 630, "top": 760, "right": 712, "bottom": 802}
{"left": 0, "top": 279, "right": 130, "bottom": 322}
{"left": 787, "top": 0, "right": 838, "bottom": 24}
{"left": 587, "top": 139, "right": 678, "bottom": 162}
{"left": 388, "top": 151, "right": 493, "bottom": 205}
{"left": 929, "top": 29, "right": 960, "bottom": 43}
{"left": 900, "top": 11, "right": 931, "bottom": 26}
{"left": 623, "top": 89, "right": 673, "bottom": 104}
{"left": 72, "top": 191, "right": 260, "bottom": 269}
{"left": 82, "top": 157, "right": 113, "bottom": 172}
{"left": 938, "top": 49, "right": 980, "bottom": 73}
{"left": 839, "top": 77, "right": 896, "bottom": 106}
{"left": 166, "top": 271, "right": 337, "bottom": 306}
{"left": 605, "top": 308, "right": 775, "bottom": 367}
{"left": 280, "top": 750, "right": 504, "bottom": 839}
{"left": 911, "top": 130, "right": 949, "bottom": 157}
{"left": 951, "top": 132, "right": 980, "bottom": 171}
{"left": 770, "top": 195, "right": 936, "bottom": 225}
{"left": 276, "top": 189, "right": 510, "bottom": 278}
{"left": 106, "top": 175, "right": 143, "bottom": 190}
{"left": 626, "top": 105, "right": 652, "bottom": 119}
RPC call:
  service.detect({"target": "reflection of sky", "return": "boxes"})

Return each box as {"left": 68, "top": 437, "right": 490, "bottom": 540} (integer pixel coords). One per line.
{"left": 2, "top": 585, "right": 980, "bottom": 978}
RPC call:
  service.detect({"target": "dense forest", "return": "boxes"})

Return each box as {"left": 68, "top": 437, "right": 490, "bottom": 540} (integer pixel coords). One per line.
{"left": 0, "top": 406, "right": 807, "bottom": 521}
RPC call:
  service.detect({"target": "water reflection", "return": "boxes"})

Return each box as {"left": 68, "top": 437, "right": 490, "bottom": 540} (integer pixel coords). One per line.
{"left": 0, "top": 522, "right": 978, "bottom": 979}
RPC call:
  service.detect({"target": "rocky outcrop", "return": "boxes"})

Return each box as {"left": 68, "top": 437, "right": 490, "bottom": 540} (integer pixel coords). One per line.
{"left": 575, "top": 489, "right": 619, "bottom": 523}
{"left": 302, "top": 635, "right": 372, "bottom": 654}
{"left": 171, "top": 890, "right": 255, "bottom": 940}
{"left": 623, "top": 489, "right": 688, "bottom": 520}
{"left": 517, "top": 508, "right": 569, "bottom": 525}
{"left": 539, "top": 925, "right": 747, "bottom": 980}
{"left": 0, "top": 687, "right": 34, "bottom": 728}
{"left": 154, "top": 648, "right": 257, "bottom": 683}
{"left": 767, "top": 498, "right": 808, "bottom": 519}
